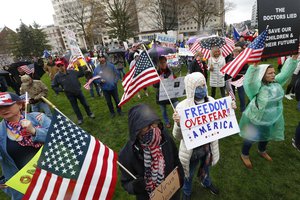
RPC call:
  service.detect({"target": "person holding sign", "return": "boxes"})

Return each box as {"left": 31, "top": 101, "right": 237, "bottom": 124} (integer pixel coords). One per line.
{"left": 0, "top": 92, "right": 51, "bottom": 200}
{"left": 153, "top": 56, "right": 179, "bottom": 128}
{"left": 239, "top": 54, "right": 299, "bottom": 169}
{"left": 172, "top": 72, "right": 220, "bottom": 199}
{"left": 119, "top": 104, "right": 184, "bottom": 200}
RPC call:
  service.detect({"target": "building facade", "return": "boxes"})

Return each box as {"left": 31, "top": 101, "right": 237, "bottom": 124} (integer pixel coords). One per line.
{"left": 42, "top": 25, "right": 65, "bottom": 54}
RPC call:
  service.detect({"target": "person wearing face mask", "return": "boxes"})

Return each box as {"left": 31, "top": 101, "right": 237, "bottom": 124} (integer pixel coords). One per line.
{"left": 172, "top": 72, "right": 220, "bottom": 200}
{"left": 0, "top": 92, "right": 51, "bottom": 200}
{"left": 239, "top": 54, "right": 299, "bottom": 169}
{"left": 118, "top": 104, "right": 184, "bottom": 200}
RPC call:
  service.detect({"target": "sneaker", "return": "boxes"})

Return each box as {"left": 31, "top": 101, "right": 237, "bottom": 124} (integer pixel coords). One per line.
{"left": 258, "top": 151, "right": 272, "bottom": 161}
{"left": 89, "top": 113, "right": 95, "bottom": 119}
{"left": 78, "top": 119, "right": 83, "bottom": 125}
{"left": 285, "top": 94, "right": 292, "bottom": 100}
{"left": 292, "top": 140, "right": 300, "bottom": 152}
{"left": 145, "top": 92, "right": 149, "bottom": 97}
{"left": 240, "top": 154, "right": 253, "bottom": 169}
{"left": 201, "top": 183, "right": 219, "bottom": 195}
{"left": 290, "top": 93, "right": 295, "bottom": 97}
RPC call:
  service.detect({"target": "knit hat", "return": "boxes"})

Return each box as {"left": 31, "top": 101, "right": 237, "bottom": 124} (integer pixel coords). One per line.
{"left": 21, "top": 74, "right": 32, "bottom": 86}
{"left": 0, "top": 92, "right": 22, "bottom": 106}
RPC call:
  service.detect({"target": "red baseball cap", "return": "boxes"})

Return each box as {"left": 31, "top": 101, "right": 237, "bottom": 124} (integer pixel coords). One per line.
{"left": 55, "top": 61, "right": 64, "bottom": 66}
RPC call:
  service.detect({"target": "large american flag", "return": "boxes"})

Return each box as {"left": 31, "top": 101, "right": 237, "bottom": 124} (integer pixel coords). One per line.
{"left": 23, "top": 110, "right": 118, "bottom": 200}
{"left": 118, "top": 50, "right": 160, "bottom": 107}
{"left": 221, "top": 28, "right": 268, "bottom": 78}
{"left": 19, "top": 64, "right": 35, "bottom": 74}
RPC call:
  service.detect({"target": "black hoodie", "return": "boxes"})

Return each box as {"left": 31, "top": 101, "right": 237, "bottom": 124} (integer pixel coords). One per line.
{"left": 119, "top": 104, "right": 184, "bottom": 200}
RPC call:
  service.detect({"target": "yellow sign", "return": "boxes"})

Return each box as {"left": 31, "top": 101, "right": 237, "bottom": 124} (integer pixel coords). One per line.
{"left": 150, "top": 167, "right": 180, "bottom": 200}
{"left": 5, "top": 147, "right": 43, "bottom": 194}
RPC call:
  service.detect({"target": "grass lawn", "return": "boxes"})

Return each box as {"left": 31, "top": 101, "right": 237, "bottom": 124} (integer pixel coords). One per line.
{"left": 1, "top": 58, "right": 299, "bottom": 199}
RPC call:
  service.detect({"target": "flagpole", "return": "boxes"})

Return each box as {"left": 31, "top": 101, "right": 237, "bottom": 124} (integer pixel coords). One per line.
{"left": 142, "top": 45, "right": 176, "bottom": 111}
{"left": 24, "top": 92, "right": 28, "bottom": 120}
{"left": 41, "top": 96, "right": 137, "bottom": 180}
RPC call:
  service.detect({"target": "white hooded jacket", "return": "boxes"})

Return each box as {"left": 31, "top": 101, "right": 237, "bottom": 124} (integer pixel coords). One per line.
{"left": 172, "top": 72, "right": 220, "bottom": 178}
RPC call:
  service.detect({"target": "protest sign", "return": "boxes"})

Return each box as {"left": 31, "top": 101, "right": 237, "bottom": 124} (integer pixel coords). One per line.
{"left": 5, "top": 147, "right": 42, "bottom": 194}
{"left": 156, "top": 33, "right": 177, "bottom": 44}
{"left": 150, "top": 167, "right": 180, "bottom": 200}
{"left": 258, "top": 0, "right": 300, "bottom": 58}
{"left": 164, "top": 54, "right": 179, "bottom": 67}
{"left": 65, "top": 28, "right": 82, "bottom": 57}
{"left": 159, "top": 77, "right": 185, "bottom": 101}
{"left": 178, "top": 97, "right": 240, "bottom": 150}
{"left": 178, "top": 48, "right": 194, "bottom": 57}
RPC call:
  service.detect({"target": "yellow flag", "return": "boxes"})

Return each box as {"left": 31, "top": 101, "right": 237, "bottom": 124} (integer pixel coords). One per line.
{"left": 5, "top": 147, "right": 43, "bottom": 194}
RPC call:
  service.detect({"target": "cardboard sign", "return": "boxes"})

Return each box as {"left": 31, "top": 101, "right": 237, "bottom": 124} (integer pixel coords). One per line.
{"left": 178, "top": 97, "right": 240, "bottom": 150}
{"left": 159, "top": 77, "right": 185, "bottom": 101}
{"left": 258, "top": 0, "right": 300, "bottom": 58}
{"left": 156, "top": 33, "right": 177, "bottom": 44}
{"left": 65, "top": 28, "right": 82, "bottom": 57}
{"left": 150, "top": 167, "right": 180, "bottom": 200}
{"left": 164, "top": 54, "right": 179, "bottom": 67}
{"left": 6, "top": 147, "right": 43, "bottom": 194}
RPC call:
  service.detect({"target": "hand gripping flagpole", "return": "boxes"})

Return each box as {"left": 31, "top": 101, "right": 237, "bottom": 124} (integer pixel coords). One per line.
{"left": 142, "top": 44, "right": 176, "bottom": 111}
{"left": 41, "top": 96, "right": 137, "bottom": 180}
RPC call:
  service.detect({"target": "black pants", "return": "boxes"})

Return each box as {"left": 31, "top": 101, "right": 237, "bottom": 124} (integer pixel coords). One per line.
{"left": 211, "top": 87, "right": 225, "bottom": 98}
{"left": 66, "top": 91, "right": 92, "bottom": 120}
{"left": 103, "top": 88, "right": 121, "bottom": 114}
{"left": 286, "top": 74, "right": 300, "bottom": 94}
{"left": 242, "top": 140, "right": 268, "bottom": 156}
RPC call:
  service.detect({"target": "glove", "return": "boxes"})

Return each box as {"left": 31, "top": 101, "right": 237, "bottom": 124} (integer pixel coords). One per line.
{"left": 132, "top": 177, "right": 146, "bottom": 194}
{"left": 20, "top": 119, "right": 36, "bottom": 135}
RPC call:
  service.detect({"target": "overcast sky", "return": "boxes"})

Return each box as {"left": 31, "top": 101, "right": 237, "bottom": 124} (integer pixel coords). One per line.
{"left": 1, "top": 0, "right": 255, "bottom": 31}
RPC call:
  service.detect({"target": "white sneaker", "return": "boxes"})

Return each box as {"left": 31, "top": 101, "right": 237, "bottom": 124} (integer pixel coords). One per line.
{"left": 290, "top": 93, "right": 295, "bottom": 97}
{"left": 285, "top": 94, "right": 292, "bottom": 100}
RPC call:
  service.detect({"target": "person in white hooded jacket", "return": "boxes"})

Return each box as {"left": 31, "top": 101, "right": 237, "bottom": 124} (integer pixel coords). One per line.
{"left": 172, "top": 72, "right": 220, "bottom": 200}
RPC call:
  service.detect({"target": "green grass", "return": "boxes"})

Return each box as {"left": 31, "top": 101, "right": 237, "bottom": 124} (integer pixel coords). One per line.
{"left": 1, "top": 58, "right": 300, "bottom": 199}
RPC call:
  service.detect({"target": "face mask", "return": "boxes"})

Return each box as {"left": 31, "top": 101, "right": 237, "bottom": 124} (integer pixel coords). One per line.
{"left": 194, "top": 86, "right": 207, "bottom": 100}
{"left": 140, "top": 129, "right": 154, "bottom": 144}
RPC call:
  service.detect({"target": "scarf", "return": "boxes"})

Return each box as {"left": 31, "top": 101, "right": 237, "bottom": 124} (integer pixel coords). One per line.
{"left": 5, "top": 114, "right": 43, "bottom": 148}
{"left": 140, "top": 127, "right": 165, "bottom": 194}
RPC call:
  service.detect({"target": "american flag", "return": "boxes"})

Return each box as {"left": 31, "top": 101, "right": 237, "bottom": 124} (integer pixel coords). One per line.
{"left": 230, "top": 76, "right": 245, "bottom": 88}
{"left": 225, "top": 79, "right": 236, "bottom": 101}
{"left": 19, "top": 64, "right": 35, "bottom": 74}
{"left": 221, "top": 28, "right": 268, "bottom": 78}
{"left": 23, "top": 110, "right": 118, "bottom": 200}
{"left": 233, "top": 27, "right": 240, "bottom": 41}
{"left": 118, "top": 50, "right": 160, "bottom": 107}
{"left": 240, "top": 25, "right": 250, "bottom": 36}
{"left": 83, "top": 75, "right": 101, "bottom": 90}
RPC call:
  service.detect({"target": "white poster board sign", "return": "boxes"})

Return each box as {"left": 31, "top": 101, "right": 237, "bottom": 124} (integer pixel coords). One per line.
{"left": 156, "top": 33, "right": 177, "bottom": 44}
{"left": 178, "top": 48, "right": 194, "bottom": 57}
{"left": 65, "top": 28, "right": 82, "bottom": 56}
{"left": 159, "top": 77, "right": 185, "bottom": 101}
{"left": 164, "top": 54, "right": 179, "bottom": 67}
{"left": 178, "top": 97, "right": 240, "bottom": 150}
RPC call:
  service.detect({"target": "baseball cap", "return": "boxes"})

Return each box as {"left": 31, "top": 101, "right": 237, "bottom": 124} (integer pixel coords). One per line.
{"left": 55, "top": 60, "right": 64, "bottom": 66}
{"left": 0, "top": 92, "right": 22, "bottom": 106}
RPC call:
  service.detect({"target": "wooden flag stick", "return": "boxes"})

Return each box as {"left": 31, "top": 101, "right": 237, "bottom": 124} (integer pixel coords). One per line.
{"left": 41, "top": 96, "right": 137, "bottom": 180}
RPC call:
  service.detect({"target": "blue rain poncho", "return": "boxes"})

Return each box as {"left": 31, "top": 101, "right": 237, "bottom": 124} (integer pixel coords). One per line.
{"left": 239, "top": 58, "right": 298, "bottom": 141}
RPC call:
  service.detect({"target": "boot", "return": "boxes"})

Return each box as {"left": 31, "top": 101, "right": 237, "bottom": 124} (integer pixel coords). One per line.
{"left": 258, "top": 151, "right": 272, "bottom": 161}
{"left": 240, "top": 154, "right": 253, "bottom": 169}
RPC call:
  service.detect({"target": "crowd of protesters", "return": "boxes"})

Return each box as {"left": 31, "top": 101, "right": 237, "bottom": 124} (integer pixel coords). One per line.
{"left": 0, "top": 31, "right": 299, "bottom": 200}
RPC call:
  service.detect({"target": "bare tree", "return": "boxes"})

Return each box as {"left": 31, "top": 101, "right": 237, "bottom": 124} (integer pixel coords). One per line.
{"left": 105, "top": 0, "right": 139, "bottom": 41}
{"left": 140, "top": 0, "right": 180, "bottom": 34}
{"left": 62, "top": 0, "right": 105, "bottom": 48}
{"left": 181, "top": 0, "right": 235, "bottom": 31}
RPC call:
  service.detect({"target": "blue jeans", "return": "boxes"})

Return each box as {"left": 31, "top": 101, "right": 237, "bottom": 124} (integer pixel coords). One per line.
{"left": 117, "top": 68, "right": 125, "bottom": 80}
{"left": 89, "top": 81, "right": 101, "bottom": 97}
{"left": 65, "top": 91, "right": 92, "bottom": 120}
{"left": 31, "top": 102, "right": 52, "bottom": 118}
{"left": 232, "top": 85, "right": 246, "bottom": 112}
{"left": 103, "top": 88, "right": 121, "bottom": 114}
{"left": 159, "top": 101, "right": 178, "bottom": 124}
{"left": 183, "top": 155, "right": 212, "bottom": 196}
{"left": 242, "top": 140, "right": 268, "bottom": 156}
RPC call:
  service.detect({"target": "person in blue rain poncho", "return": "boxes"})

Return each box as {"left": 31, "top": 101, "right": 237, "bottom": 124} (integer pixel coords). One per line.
{"left": 240, "top": 54, "right": 299, "bottom": 169}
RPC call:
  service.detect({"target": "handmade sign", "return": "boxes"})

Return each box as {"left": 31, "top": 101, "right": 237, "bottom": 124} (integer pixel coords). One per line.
{"left": 178, "top": 97, "right": 240, "bottom": 150}
{"left": 159, "top": 77, "right": 185, "bottom": 101}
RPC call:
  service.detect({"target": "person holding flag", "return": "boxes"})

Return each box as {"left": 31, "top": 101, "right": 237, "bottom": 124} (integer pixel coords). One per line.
{"left": 239, "top": 54, "right": 299, "bottom": 169}
{"left": 119, "top": 104, "right": 184, "bottom": 200}
{"left": 0, "top": 92, "right": 51, "bottom": 200}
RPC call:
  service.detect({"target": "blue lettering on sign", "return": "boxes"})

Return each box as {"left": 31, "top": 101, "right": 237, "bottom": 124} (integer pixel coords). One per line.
{"left": 193, "top": 130, "right": 199, "bottom": 138}
{"left": 199, "top": 126, "right": 207, "bottom": 135}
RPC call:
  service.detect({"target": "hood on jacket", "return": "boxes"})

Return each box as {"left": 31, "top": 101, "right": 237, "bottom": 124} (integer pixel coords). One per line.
{"left": 128, "top": 104, "right": 160, "bottom": 143}
{"left": 257, "top": 64, "right": 270, "bottom": 82}
{"left": 184, "top": 72, "right": 206, "bottom": 106}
